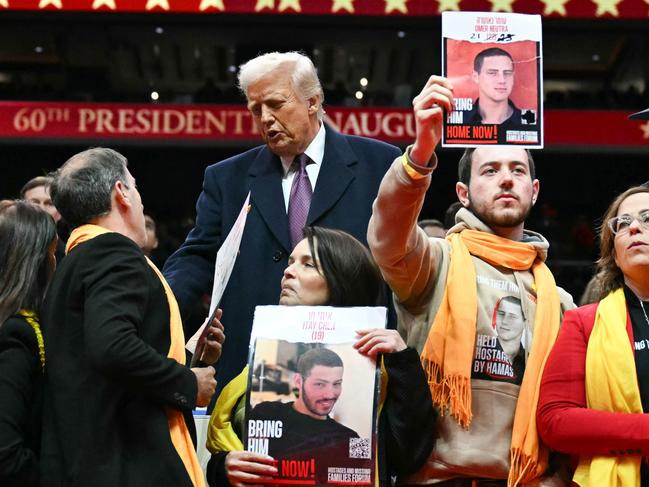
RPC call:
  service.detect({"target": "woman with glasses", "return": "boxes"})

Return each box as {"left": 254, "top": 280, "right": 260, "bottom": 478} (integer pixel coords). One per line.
{"left": 537, "top": 185, "right": 649, "bottom": 486}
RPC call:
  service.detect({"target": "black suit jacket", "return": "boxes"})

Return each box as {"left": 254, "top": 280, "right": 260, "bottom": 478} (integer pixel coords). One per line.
{"left": 41, "top": 233, "right": 198, "bottom": 487}
{"left": 0, "top": 315, "right": 42, "bottom": 487}
{"left": 163, "top": 127, "right": 400, "bottom": 390}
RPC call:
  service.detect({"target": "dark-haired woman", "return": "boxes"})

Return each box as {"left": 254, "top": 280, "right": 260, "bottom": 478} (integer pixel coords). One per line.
{"left": 538, "top": 185, "right": 649, "bottom": 486}
{"left": 0, "top": 200, "right": 57, "bottom": 487}
{"left": 205, "top": 226, "right": 436, "bottom": 487}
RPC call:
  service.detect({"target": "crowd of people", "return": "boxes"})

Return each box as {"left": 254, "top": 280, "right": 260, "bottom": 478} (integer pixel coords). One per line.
{"left": 1, "top": 50, "right": 649, "bottom": 487}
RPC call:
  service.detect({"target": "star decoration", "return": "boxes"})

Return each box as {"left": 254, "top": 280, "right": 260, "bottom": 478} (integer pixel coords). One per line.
{"left": 332, "top": 0, "right": 354, "bottom": 12}
{"left": 640, "top": 121, "right": 649, "bottom": 139}
{"left": 255, "top": 0, "right": 274, "bottom": 10}
{"left": 145, "top": 0, "right": 170, "bottom": 10}
{"left": 385, "top": 0, "right": 407, "bottom": 13}
{"left": 540, "top": 0, "right": 568, "bottom": 15}
{"left": 436, "top": 0, "right": 461, "bottom": 12}
{"left": 278, "top": 0, "right": 301, "bottom": 11}
{"left": 39, "top": 0, "right": 62, "bottom": 7}
{"left": 92, "top": 0, "right": 116, "bottom": 9}
{"left": 199, "top": 0, "right": 224, "bottom": 10}
{"left": 0, "top": 0, "right": 8, "bottom": 7}
{"left": 489, "top": 0, "right": 515, "bottom": 11}
{"left": 592, "top": 0, "right": 621, "bottom": 15}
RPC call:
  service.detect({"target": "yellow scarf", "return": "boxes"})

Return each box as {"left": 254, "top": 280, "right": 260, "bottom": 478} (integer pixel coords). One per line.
{"left": 573, "top": 288, "right": 642, "bottom": 486}
{"left": 18, "top": 309, "right": 45, "bottom": 371}
{"left": 66, "top": 224, "right": 206, "bottom": 487}
{"left": 420, "top": 229, "right": 560, "bottom": 487}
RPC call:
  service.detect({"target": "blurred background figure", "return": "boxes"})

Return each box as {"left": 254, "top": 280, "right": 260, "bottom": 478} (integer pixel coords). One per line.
{"left": 418, "top": 218, "right": 446, "bottom": 238}
{"left": 20, "top": 176, "right": 61, "bottom": 223}
{"left": 538, "top": 185, "right": 649, "bottom": 486}
{"left": 0, "top": 200, "right": 58, "bottom": 487}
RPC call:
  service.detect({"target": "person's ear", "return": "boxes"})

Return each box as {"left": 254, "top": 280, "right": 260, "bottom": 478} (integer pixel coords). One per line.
{"left": 456, "top": 182, "right": 470, "bottom": 208}
{"left": 307, "top": 95, "right": 320, "bottom": 115}
{"left": 472, "top": 70, "right": 479, "bottom": 84}
{"left": 114, "top": 181, "right": 131, "bottom": 209}
{"left": 531, "top": 179, "right": 540, "bottom": 206}
{"left": 293, "top": 373, "right": 303, "bottom": 391}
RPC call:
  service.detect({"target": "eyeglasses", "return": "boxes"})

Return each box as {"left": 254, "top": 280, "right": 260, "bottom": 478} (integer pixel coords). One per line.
{"left": 607, "top": 211, "right": 649, "bottom": 235}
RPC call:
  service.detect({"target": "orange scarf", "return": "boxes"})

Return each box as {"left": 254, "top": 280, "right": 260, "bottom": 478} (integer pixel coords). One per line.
{"left": 420, "top": 229, "right": 560, "bottom": 487}
{"left": 67, "top": 225, "right": 206, "bottom": 487}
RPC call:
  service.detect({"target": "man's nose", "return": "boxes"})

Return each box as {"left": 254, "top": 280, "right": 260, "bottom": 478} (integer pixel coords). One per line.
{"left": 499, "top": 170, "right": 514, "bottom": 187}
{"left": 260, "top": 106, "right": 274, "bottom": 124}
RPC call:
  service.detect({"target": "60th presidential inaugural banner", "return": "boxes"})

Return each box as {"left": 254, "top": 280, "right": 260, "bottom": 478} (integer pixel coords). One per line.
{"left": 0, "top": 101, "right": 648, "bottom": 149}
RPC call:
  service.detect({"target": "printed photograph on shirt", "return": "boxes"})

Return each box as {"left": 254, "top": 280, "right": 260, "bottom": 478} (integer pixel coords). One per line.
{"left": 245, "top": 306, "right": 385, "bottom": 486}
{"left": 473, "top": 296, "right": 528, "bottom": 384}
{"left": 441, "top": 11, "right": 543, "bottom": 148}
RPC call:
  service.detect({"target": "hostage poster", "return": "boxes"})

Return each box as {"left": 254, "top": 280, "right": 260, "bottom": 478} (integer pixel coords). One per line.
{"left": 244, "top": 305, "right": 386, "bottom": 486}
{"left": 441, "top": 11, "right": 543, "bottom": 148}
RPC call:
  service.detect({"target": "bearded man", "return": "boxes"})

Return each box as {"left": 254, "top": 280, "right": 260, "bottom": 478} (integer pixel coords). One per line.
{"left": 367, "top": 75, "right": 574, "bottom": 486}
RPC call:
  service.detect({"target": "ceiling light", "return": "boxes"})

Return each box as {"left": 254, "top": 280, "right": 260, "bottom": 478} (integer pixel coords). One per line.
{"left": 355, "top": 91, "right": 363, "bottom": 100}
{"left": 151, "top": 91, "right": 159, "bottom": 101}
{"left": 360, "top": 77, "right": 368, "bottom": 87}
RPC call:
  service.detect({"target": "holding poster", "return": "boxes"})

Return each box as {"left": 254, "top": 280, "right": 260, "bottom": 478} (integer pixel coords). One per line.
{"left": 442, "top": 11, "right": 543, "bottom": 148}
{"left": 245, "top": 305, "right": 386, "bottom": 486}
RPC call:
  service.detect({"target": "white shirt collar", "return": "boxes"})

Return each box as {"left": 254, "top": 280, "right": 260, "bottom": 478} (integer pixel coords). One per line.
{"left": 280, "top": 122, "right": 325, "bottom": 175}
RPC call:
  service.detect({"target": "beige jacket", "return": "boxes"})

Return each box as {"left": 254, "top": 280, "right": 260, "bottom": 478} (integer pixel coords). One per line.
{"left": 368, "top": 157, "right": 574, "bottom": 485}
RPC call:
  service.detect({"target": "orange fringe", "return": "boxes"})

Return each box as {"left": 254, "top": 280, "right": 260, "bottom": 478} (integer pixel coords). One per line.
{"left": 423, "top": 358, "right": 472, "bottom": 429}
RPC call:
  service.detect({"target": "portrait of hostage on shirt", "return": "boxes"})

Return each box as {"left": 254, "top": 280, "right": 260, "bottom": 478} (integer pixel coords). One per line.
{"left": 246, "top": 344, "right": 373, "bottom": 484}
{"left": 473, "top": 296, "right": 528, "bottom": 384}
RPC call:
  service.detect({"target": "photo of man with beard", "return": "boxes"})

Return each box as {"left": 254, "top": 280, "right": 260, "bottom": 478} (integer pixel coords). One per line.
{"left": 247, "top": 347, "right": 361, "bottom": 483}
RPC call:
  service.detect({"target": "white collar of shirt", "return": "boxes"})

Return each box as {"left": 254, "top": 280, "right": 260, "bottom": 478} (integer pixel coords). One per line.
{"left": 280, "top": 122, "right": 325, "bottom": 212}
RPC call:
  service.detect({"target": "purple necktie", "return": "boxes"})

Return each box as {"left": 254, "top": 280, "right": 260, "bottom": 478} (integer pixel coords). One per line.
{"left": 288, "top": 153, "right": 313, "bottom": 249}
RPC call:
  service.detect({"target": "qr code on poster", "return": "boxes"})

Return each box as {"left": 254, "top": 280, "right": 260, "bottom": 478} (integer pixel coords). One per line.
{"left": 349, "top": 437, "right": 371, "bottom": 459}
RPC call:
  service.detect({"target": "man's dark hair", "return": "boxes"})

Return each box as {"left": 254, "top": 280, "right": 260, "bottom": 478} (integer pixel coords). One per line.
{"left": 473, "top": 47, "right": 514, "bottom": 73}
{"left": 303, "top": 226, "right": 384, "bottom": 307}
{"left": 20, "top": 176, "right": 53, "bottom": 199}
{"left": 457, "top": 148, "right": 536, "bottom": 186}
{"left": 297, "top": 347, "right": 343, "bottom": 377}
{"left": 50, "top": 148, "right": 129, "bottom": 228}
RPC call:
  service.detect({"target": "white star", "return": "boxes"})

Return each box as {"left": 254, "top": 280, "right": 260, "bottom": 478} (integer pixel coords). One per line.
{"left": 278, "top": 0, "right": 301, "bottom": 11}
{"left": 39, "top": 0, "right": 62, "bottom": 8}
{"left": 0, "top": 0, "right": 9, "bottom": 8}
{"left": 145, "top": 0, "right": 170, "bottom": 10}
{"left": 199, "top": 0, "right": 224, "bottom": 10}
{"left": 539, "top": 0, "right": 569, "bottom": 15}
{"left": 92, "top": 0, "right": 116, "bottom": 9}
{"left": 385, "top": 0, "right": 407, "bottom": 13}
{"left": 332, "top": 0, "right": 354, "bottom": 12}
{"left": 255, "top": 0, "right": 274, "bottom": 10}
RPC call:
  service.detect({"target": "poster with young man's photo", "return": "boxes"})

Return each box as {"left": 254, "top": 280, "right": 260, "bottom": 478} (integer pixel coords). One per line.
{"left": 245, "top": 306, "right": 386, "bottom": 486}
{"left": 442, "top": 11, "right": 543, "bottom": 148}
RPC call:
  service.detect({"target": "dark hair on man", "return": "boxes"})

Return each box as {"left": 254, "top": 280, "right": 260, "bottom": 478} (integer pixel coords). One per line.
{"left": 596, "top": 185, "right": 649, "bottom": 300}
{"left": 0, "top": 200, "right": 57, "bottom": 324}
{"left": 473, "top": 47, "right": 514, "bottom": 73}
{"left": 457, "top": 148, "right": 536, "bottom": 186}
{"left": 297, "top": 347, "right": 343, "bottom": 377}
{"left": 50, "top": 148, "right": 129, "bottom": 229}
{"left": 20, "top": 176, "right": 53, "bottom": 199}
{"left": 303, "top": 226, "right": 384, "bottom": 307}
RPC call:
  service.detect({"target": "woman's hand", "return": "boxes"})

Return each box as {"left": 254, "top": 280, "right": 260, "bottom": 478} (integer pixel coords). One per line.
{"left": 224, "top": 450, "right": 278, "bottom": 487}
{"left": 200, "top": 308, "right": 226, "bottom": 365}
{"left": 353, "top": 329, "right": 407, "bottom": 358}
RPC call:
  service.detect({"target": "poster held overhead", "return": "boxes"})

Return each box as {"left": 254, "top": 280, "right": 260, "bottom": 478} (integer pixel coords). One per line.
{"left": 442, "top": 11, "right": 543, "bottom": 149}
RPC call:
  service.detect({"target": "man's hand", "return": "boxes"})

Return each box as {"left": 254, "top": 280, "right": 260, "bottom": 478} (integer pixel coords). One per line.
{"left": 224, "top": 451, "right": 278, "bottom": 487}
{"left": 191, "top": 366, "right": 216, "bottom": 407}
{"left": 353, "top": 329, "right": 407, "bottom": 358}
{"left": 410, "top": 75, "right": 454, "bottom": 166}
{"left": 200, "top": 308, "right": 226, "bottom": 365}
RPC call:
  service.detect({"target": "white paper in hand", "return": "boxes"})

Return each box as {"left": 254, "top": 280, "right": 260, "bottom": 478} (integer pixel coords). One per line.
{"left": 186, "top": 192, "right": 251, "bottom": 355}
